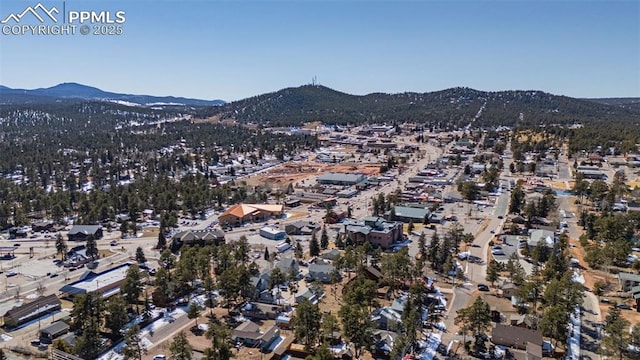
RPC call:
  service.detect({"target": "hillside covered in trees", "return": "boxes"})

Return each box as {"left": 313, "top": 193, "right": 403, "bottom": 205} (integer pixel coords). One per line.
{"left": 198, "top": 85, "right": 640, "bottom": 128}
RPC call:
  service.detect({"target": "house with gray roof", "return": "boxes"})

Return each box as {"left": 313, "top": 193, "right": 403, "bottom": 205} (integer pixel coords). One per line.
{"left": 285, "top": 221, "right": 318, "bottom": 235}
{"left": 275, "top": 258, "right": 299, "bottom": 275}
{"left": 39, "top": 321, "right": 70, "bottom": 343}
{"left": 527, "top": 229, "right": 555, "bottom": 250}
{"left": 619, "top": 272, "right": 640, "bottom": 292}
{"left": 307, "top": 263, "right": 335, "bottom": 283}
{"left": 232, "top": 320, "right": 280, "bottom": 351}
{"left": 67, "top": 225, "right": 103, "bottom": 242}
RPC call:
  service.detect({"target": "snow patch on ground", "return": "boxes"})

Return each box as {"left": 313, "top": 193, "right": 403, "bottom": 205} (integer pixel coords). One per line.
{"left": 98, "top": 308, "right": 186, "bottom": 360}
{"left": 416, "top": 331, "right": 442, "bottom": 360}
{"left": 571, "top": 270, "right": 585, "bottom": 284}
{"left": 566, "top": 307, "right": 580, "bottom": 360}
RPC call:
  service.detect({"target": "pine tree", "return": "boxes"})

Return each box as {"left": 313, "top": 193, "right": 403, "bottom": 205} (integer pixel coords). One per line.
{"left": 156, "top": 230, "right": 167, "bottom": 249}
{"left": 85, "top": 234, "right": 98, "bottom": 259}
{"left": 55, "top": 233, "right": 67, "bottom": 260}
{"left": 122, "top": 325, "right": 143, "bottom": 360}
{"left": 294, "top": 241, "right": 303, "bottom": 259}
{"left": 264, "top": 247, "right": 270, "bottom": 261}
{"left": 169, "top": 331, "right": 193, "bottom": 360}
{"left": 310, "top": 231, "right": 321, "bottom": 256}
{"left": 187, "top": 303, "right": 201, "bottom": 327}
{"left": 486, "top": 260, "right": 500, "bottom": 287}
{"left": 320, "top": 225, "right": 329, "bottom": 250}
{"left": 135, "top": 246, "right": 146, "bottom": 264}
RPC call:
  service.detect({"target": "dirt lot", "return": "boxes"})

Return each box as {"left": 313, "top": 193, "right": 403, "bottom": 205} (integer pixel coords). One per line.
{"left": 243, "top": 160, "right": 381, "bottom": 188}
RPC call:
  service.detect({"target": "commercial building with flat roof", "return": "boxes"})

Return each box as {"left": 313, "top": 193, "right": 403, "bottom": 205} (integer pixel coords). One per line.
{"left": 3, "top": 294, "right": 61, "bottom": 328}
{"left": 317, "top": 173, "right": 367, "bottom": 186}
{"left": 259, "top": 226, "right": 286, "bottom": 240}
{"left": 59, "top": 263, "right": 131, "bottom": 298}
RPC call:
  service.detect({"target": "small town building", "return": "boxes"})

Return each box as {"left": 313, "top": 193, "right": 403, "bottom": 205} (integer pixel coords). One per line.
{"left": 59, "top": 263, "right": 131, "bottom": 298}
{"left": 218, "top": 204, "right": 283, "bottom": 227}
{"left": 259, "top": 226, "right": 287, "bottom": 240}
{"left": 39, "top": 321, "right": 70, "bottom": 344}
{"left": 391, "top": 206, "right": 430, "bottom": 223}
{"left": 171, "top": 229, "right": 225, "bottom": 247}
{"left": 2, "top": 294, "right": 61, "bottom": 328}
{"left": 316, "top": 173, "right": 367, "bottom": 186}
{"left": 285, "top": 221, "right": 318, "bottom": 235}
{"left": 340, "top": 217, "right": 403, "bottom": 249}
{"left": 67, "top": 225, "right": 103, "bottom": 242}
{"left": 619, "top": 272, "right": 640, "bottom": 292}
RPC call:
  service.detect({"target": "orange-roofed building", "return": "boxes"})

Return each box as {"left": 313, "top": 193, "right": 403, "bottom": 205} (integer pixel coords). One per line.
{"left": 218, "top": 204, "right": 284, "bottom": 227}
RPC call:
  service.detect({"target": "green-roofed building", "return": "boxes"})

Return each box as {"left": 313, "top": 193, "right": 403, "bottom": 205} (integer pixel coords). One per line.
{"left": 391, "top": 206, "right": 431, "bottom": 223}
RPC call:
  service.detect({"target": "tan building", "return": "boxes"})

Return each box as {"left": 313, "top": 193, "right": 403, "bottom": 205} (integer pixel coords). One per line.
{"left": 218, "top": 204, "right": 284, "bottom": 227}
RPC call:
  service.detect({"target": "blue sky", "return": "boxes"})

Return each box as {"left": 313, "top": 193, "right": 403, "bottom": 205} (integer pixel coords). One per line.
{"left": 0, "top": 0, "right": 638, "bottom": 101}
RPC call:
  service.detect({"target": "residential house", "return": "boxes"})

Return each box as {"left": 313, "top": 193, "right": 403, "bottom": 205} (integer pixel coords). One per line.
{"left": 250, "top": 270, "right": 272, "bottom": 296}
{"left": 295, "top": 289, "right": 318, "bottom": 304}
{"left": 240, "top": 302, "right": 287, "bottom": 320}
{"left": 619, "top": 272, "right": 640, "bottom": 292}
{"left": 306, "top": 263, "right": 336, "bottom": 283}
{"left": 491, "top": 324, "right": 542, "bottom": 352}
{"left": 321, "top": 249, "right": 341, "bottom": 261}
{"left": 371, "top": 307, "right": 402, "bottom": 332}
{"left": 275, "top": 258, "right": 299, "bottom": 276}
{"left": 501, "top": 283, "right": 519, "bottom": 299}
{"left": 363, "top": 266, "right": 384, "bottom": 282}
{"left": 372, "top": 330, "right": 398, "bottom": 359}
{"left": 527, "top": 229, "right": 555, "bottom": 250}
{"left": 232, "top": 320, "right": 281, "bottom": 351}
{"left": 285, "top": 221, "right": 318, "bottom": 235}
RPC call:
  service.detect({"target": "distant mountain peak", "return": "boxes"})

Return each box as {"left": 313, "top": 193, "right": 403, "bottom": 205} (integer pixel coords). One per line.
{"left": 0, "top": 83, "right": 225, "bottom": 107}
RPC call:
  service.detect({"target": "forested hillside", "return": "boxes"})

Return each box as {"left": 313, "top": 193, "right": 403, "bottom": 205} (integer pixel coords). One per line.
{"left": 198, "top": 85, "right": 640, "bottom": 128}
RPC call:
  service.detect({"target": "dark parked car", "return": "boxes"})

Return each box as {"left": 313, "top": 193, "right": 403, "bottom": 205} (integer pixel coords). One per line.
{"left": 477, "top": 284, "right": 490, "bottom": 292}
{"left": 616, "top": 303, "right": 632, "bottom": 310}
